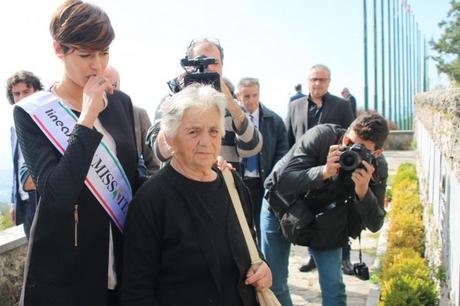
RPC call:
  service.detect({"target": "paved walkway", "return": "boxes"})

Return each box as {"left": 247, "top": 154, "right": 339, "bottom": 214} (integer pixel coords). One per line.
{"left": 286, "top": 150, "right": 415, "bottom": 306}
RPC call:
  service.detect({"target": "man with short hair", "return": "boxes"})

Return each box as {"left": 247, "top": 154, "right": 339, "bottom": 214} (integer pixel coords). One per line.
{"left": 6, "top": 70, "right": 43, "bottom": 238}
{"left": 285, "top": 64, "right": 355, "bottom": 274}
{"left": 237, "top": 77, "right": 288, "bottom": 242}
{"left": 341, "top": 87, "right": 357, "bottom": 118}
{"left": 289, "top": 83, "right": 306, "bottom": 103}
{"left": 286, "top": 64, "right": 354, "bottom": 148}
{"left": 265, "top": 112, "right": 389, "bottom": 305}
{"left": 152, "top": 39, "right": 262, "bottom": 170}
{"left": 104, "top": 66, "right": 159, "bottom": 176}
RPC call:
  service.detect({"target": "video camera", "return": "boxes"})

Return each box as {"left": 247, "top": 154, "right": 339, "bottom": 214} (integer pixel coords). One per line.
{"left": 180, "top": 55, "right": 221, "bottom": 91}
{"left": 339, "top": 143, "right": 374, "bottom": 174}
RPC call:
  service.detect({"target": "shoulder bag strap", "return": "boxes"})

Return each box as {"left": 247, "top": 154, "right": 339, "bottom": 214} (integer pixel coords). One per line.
{"left": 222, "top": 168, "right": 263, "bottom": 268}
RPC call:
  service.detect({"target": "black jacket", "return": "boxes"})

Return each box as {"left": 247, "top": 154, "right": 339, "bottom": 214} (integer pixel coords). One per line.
{"left": 265, "top": 124, "right": 387, "bottom": 248}
{"left": 122, "top": 164, "right": 259, "bottom": 306}
{"left": 285, "top": 93, "right": 354, "bottom": 148}
{"left": 241, "top": 104, "right": 289, "bottom": 182}
{"left": 14, "top": 90, "right": 139, "bottom": 306}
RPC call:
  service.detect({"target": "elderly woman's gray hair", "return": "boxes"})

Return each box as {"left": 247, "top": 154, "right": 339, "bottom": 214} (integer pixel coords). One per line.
{"left": 160, "top": 84, "right": 227, "bottom": 138}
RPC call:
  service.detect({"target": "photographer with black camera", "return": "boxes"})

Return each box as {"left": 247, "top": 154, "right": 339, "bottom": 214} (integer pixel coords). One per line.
{"left": 263, "top": 112, "right": 389, "bottom": 306}
{"left": 150, "top": 38, "right": 262, "bottom": 170}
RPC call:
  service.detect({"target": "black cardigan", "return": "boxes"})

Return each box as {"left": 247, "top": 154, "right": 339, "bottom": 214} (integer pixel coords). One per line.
{"left": 13, "top": 90, "right": 139, "bottom": 306}
{"left": 122, "top": 163, "right": 259, "bottom": 306}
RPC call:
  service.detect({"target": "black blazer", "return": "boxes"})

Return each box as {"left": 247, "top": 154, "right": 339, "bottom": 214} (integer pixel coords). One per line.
{"left": 241, "top": 104, "right": 289, "bottom": 182}
{"left": 14, "top": 90, "right": 139, "bottom": 306}
{"left": 122, "top": 164, "right": 259, "bottom": 306}
{"left": 267, "top": 124, "right": 387, "bottom": 248}
{"left": 285, "top": 93, "right": 354, "bottom": 148}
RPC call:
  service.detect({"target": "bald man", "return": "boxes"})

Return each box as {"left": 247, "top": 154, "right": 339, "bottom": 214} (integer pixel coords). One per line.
{"left": 104, "top": 66, "right": 159, "bottom": 175}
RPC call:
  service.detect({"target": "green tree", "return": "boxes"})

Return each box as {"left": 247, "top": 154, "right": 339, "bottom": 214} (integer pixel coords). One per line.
{"left": 431, "top": 0, "right": 460, "bottom": 84}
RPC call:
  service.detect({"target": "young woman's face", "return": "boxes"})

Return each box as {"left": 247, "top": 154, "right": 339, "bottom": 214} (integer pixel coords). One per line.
{"left": 57, "top": 44, "right": 110, "bottom": 88}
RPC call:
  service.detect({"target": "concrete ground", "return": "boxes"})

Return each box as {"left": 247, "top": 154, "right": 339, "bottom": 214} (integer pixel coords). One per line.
{"left": 285, "top": 150, "right": 415, "bottom": 306}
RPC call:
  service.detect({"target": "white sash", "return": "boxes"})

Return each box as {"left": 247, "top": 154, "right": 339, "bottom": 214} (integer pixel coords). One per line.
{"left": 17, "top": 91, "right": 132, "bottom": 232}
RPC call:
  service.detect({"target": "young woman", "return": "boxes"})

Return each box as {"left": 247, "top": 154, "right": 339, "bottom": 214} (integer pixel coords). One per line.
{"left": 13, "top": 1, "right": 139, "bottom": 305}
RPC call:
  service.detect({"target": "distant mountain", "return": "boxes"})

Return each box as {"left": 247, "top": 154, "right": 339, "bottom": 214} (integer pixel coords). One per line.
{"left": 0, "top": 168, "right": 12, "bottom": 204}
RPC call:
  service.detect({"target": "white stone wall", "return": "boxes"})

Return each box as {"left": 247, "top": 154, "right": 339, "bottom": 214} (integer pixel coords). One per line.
{"left": 415, "top": 88, "right": 460, "bottom": 306}
{"left": 0, "top": 225, "right": 27, "bottom": 306}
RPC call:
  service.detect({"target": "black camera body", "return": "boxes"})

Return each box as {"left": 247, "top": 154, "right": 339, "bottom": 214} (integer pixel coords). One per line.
{"left": 180, "top": 56, "right": 221, "bottom": 91}
{"left": 353, "top": 262, "right": 370, "bottom": 280}
{"left": 339, "top": 143, "right": 374, "bottom": 173}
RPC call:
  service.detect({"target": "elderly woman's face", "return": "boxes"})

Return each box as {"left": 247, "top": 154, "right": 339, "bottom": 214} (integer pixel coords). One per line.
{"left": 170, "top": 106, "right": 222, "bottom": 171}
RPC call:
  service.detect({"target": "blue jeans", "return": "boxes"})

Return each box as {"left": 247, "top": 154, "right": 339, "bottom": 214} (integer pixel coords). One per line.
{"left": 260, "top": 199, "right": 293, "bottom": 306}
{"left": 310, "top": 248, "right": 347, "bottom": 306}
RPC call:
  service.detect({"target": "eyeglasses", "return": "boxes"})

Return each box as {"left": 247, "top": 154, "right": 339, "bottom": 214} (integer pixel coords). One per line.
{"left": 309, "top": 78, "right": 330, "bottom": 83}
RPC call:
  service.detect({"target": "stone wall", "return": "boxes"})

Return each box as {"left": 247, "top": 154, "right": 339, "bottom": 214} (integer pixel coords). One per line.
{"left": 415, "top": 88, "right": 460, "bottom": 306}
{"left": 414, "top": 88, "right": 460, "bottom": 180}
{"left": 0, "top": 226, "right": 27, "bottom": 306}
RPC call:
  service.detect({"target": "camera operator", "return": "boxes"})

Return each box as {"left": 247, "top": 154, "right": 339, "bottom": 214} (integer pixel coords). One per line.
{"left": 264, "top": 112, "right": 389, "bottom": 306}
{"left": 150, "top": 38, "right": 262, "bottom": 170}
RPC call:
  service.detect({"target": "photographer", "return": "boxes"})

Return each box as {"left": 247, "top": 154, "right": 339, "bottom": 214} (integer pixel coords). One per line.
{"left": 263, "top": 112, "right": 388, "bottom": 306}
{"left": 150, "top": 38, "right": 262, "bottom": 170}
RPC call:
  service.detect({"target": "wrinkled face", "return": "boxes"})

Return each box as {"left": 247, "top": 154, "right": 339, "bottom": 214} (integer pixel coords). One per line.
{"left": 104, "top": 68, "right": 120, "bottom": 89}
{"left": 190, "top": 43, "right": 223, "bottom": 75}
{"left": 170, "top": 106, "right": 223, "bottom": 172}
{"left": 307, "top": 68, "right": 330, "bottom": 99}
{"left": 55, "top": 42, "right": 110, "bottom": 88}
{"left": 12, "top": 82, "right": 38, "bottom": 103}
{"left": 237, "top": 85, "right": 260, "bottom": 114}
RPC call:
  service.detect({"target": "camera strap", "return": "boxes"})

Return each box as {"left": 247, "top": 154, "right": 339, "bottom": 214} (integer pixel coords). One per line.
{"left": 358, "top": 233, "right": 364, "bottom": 264}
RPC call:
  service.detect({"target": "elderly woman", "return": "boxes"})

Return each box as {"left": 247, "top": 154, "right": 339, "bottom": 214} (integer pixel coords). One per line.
{"left": 122, "top": 84, "right": 272, "bottom": 306}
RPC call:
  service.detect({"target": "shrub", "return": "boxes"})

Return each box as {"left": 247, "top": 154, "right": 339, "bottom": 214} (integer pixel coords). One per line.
{"left": 387, "top": 211, "right": 424, "bottom": 255}
{"left": 380, "top": 274, "right": 438, "bottom": 306}
{"left": 380, "top": 163, "right": 438, "bottom": 305}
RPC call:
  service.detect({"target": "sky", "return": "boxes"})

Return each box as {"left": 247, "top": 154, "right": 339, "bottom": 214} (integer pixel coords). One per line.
{"left": 0, "top": 0, "right": 451, "bottom": 171}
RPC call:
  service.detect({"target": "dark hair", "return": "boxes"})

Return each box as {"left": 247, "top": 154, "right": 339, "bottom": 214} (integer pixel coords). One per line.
{"left": 349, "top": 111, "right": 389, "bottom": 149}
{"left": 6, "top": 71, "right": 44, "bottom": 105}
{"left": 185, "top": 38, "right": 224, "bottom": 63}
{"left": 50, "top": 0, "right": 114, "bottom": 54}
{"left": 294, "top": 84, "right": 302, "bottom": 92}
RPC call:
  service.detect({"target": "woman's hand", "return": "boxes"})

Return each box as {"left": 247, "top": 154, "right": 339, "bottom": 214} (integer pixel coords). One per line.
{"left": 245, "top": 262, "right": 272, "bottom": 292}
{"left": 78, "top": 76, "right": 113, "bottom": 128}
{"left": 216, "top": 156, "right": 235, "bottom": 171}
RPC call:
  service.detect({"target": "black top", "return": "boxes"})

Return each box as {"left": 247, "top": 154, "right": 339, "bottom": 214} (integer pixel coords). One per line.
{"left": 307, "top": 98, "right": 323, "bottom": 129}
{"left": 169, "top": 168, "right": 244, "bottom": 306}
{"left": 14, "top": 90, "right": 139, "bottom": 306}
{"left": 265, "top": 124, "right": 388, "bottom": 248}
{"left": 122, "top": 163, "right": 259, "bottom": 306}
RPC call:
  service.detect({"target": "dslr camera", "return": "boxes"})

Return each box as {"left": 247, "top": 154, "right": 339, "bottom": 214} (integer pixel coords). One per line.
{"left": 180, "top": 55, "right": 221, "bottom": 91}
{"left": 339, "top": 143, "right": 374, "bottom": 173}
{"left": 353, "top": 262, "right": 370, "bottom": 280}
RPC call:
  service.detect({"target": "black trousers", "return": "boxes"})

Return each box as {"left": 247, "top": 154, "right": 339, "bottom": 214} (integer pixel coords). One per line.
{"left": 243, "top": 177, "right": 264, "bottom": 244}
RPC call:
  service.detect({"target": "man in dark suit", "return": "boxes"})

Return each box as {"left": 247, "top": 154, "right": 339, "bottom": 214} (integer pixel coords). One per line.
{"left": 289, "top": 83, "right": 306, "bottom": 103}
{"left": 341, "top": 87, "right": 357, "bottom": 118}
{"left": 284, "top": 64, "right": 355, "bottom": 275}
{"left": 237, "top": 77, "right": 289, "bottom": 243}
{"left": 104, "top": 66, "right": 160, "bottom": 176}
{"left": 7, "top": 70, "right": 43, "bottom": 238}
{"left": 285, "top": 64, "right": 354, "bottom": 148}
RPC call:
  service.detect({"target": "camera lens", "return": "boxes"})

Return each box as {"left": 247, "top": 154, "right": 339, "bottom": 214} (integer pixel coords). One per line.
{"left": 339, "top": 151, "right": 362, "bottom": 171}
